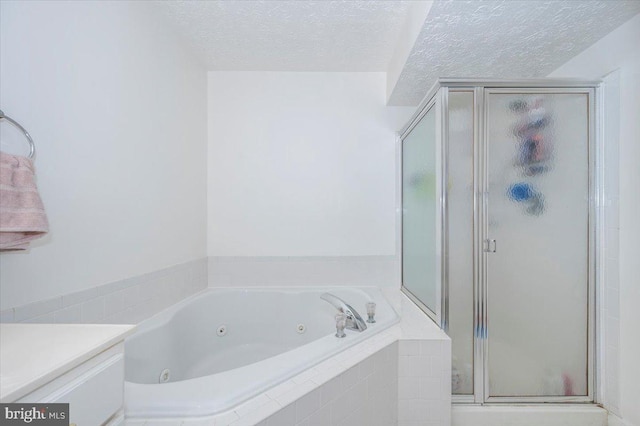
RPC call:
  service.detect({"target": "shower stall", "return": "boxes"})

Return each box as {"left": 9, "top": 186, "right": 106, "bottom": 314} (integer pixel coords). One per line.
{"left": 400, "top": 79, "right": 599, "bottom": 404}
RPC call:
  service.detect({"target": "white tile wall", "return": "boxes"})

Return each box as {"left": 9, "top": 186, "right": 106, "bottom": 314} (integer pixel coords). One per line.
{"left": 398, "top": 340, "right": 451, "bottom": 426}
{"left": 0, "top": 258, "right": 208, "bottom": 325}
{"left": 208, "top": 256, "right": 398, "bottom": 287}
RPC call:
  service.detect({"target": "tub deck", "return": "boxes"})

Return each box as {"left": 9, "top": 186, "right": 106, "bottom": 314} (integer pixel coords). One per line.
{"left": 124, "top": 288, "right": 451, "bottom": 426}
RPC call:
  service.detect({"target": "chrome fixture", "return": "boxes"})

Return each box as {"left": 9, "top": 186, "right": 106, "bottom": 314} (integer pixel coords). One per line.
{"left": 320, "top": 292, "right": 367, "bottom": 332}
{"left": 366, "top": 302, "right": 376, "bottom": 323}
{"left": 334, "top": 313, "right": 347, "bottom": 338}
{"left": 0, "top": 109, "right": 36, "bottom": 159}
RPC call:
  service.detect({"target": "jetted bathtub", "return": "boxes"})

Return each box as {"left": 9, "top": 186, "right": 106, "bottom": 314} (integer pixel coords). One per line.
{"left": 124, "top": 287, "right": 399, "bottom": 418}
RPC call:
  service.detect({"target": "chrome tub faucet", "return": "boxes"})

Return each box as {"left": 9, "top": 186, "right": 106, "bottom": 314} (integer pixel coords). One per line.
{"left": 320, "top": 292, "right": 367, "bottom": 332}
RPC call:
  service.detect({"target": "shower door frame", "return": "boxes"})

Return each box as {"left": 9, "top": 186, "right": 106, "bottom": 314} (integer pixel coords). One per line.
{"left": 400, "top": 79, "right": 601, "bottom": 405}
{"left": 477, "top": 85, "right": 597, "bottom": 404}
{"left": 399, "top": 93, "right": 444, "bottom": 326}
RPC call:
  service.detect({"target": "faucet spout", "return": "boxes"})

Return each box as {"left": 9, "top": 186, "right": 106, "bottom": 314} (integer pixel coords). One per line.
{"left": 320, "top": 293, "right": 367, "bottom": 332}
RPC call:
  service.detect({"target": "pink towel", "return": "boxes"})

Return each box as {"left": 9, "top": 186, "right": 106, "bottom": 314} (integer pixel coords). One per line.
{"left": 0, "top": 152, "right": 49, "bottom": 250}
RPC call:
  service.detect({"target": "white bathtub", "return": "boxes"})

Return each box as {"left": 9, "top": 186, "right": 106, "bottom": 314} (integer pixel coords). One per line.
{"left": 124, "top": 287, "right": 399, "bottom": 418}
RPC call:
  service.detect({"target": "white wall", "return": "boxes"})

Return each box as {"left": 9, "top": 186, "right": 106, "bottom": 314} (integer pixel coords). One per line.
{"left": 550, "top": 13, "right": 640, "bottom": 426}
{"left": 207, "top": 72, "right": 413, "bottom": 257}
{"left": 617, "top": 57, "right": 640, "bottom": 426}
{"left": 0, "top": 1, "right": 208, "bottom": 310}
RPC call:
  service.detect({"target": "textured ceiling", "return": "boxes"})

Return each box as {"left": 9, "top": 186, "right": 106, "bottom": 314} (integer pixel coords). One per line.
{"left": 154, "top": 0, "right": 640, "bottom": 105}
{"left": 153, "top": 0, "right": 414, "bottom": 71}
{"left": 388, "top": 0, "right": 640, "bottom": 105}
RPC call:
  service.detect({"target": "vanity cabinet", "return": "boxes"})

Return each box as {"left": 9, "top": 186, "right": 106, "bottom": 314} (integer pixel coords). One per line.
{"left": 1, "top": 324, "right": 135, "bottom": 426}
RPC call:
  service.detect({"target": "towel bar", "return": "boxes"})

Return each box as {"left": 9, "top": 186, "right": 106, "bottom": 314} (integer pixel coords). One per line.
{"left": 0, "top": 109, "right": 36, "bottom": 159}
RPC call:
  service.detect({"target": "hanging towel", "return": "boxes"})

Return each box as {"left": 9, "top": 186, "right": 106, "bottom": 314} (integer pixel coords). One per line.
{"left": 0, "top": 151, "right": 49, "bottom": 250}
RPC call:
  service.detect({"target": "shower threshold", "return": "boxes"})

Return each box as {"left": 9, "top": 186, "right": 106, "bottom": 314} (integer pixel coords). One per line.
{"left": 452, "top": 404, "right": 607, "bottom": 426}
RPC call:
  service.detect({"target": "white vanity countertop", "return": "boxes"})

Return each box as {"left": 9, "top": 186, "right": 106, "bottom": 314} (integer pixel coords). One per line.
{"left": 0, "top": 323, "right": 136, "bottom": 402}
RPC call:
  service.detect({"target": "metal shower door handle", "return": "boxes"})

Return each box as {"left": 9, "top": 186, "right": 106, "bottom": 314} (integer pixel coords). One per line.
{"left": 484, "top": 239, "right": 497, "bottom": 253}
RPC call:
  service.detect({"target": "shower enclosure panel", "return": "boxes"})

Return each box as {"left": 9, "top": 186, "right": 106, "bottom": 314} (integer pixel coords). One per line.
{"left": 401, "top": 95, "right": 444, "bottom": 324}
{"left": 483, "top": 88, "right": 595, "bottom": 403}
{"left": 399, "top": 80, "right": 598, "bottom": 404}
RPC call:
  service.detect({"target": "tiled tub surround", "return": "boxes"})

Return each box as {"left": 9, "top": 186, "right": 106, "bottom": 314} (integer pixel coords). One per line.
{"left": 125, "top": 287, "right": 399, "bottom": 417}
{"left": 0, "top": 258, "right": 208, "bottom": 324}
{"left": 125, "top": 289, "right": 451, "bottom": 426}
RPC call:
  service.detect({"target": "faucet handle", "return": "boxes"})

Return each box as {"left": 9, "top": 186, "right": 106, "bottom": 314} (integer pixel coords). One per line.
{"left": 366, "top": 302, "right": 376, "bottom": 323}
{"left": 335, "top": 313, "right": 347, "bottom": 338}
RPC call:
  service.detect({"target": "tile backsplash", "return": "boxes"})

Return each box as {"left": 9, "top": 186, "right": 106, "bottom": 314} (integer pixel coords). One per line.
{"left": 209, "top": 256, "right": 399, "bottom": 287}
{"left": 0, "top": 258, "right": 207, "bottom": 324}
{"left": 1, "top": 255, "right": 398, "bottom": 325}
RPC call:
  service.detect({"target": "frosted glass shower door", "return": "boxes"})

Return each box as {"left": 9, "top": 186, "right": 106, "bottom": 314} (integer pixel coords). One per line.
{"left": 402, "top": 103, "right": 440, "bottom": 320}
{"left": 485, "top": 91, "right": 591, "bottom": 399}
